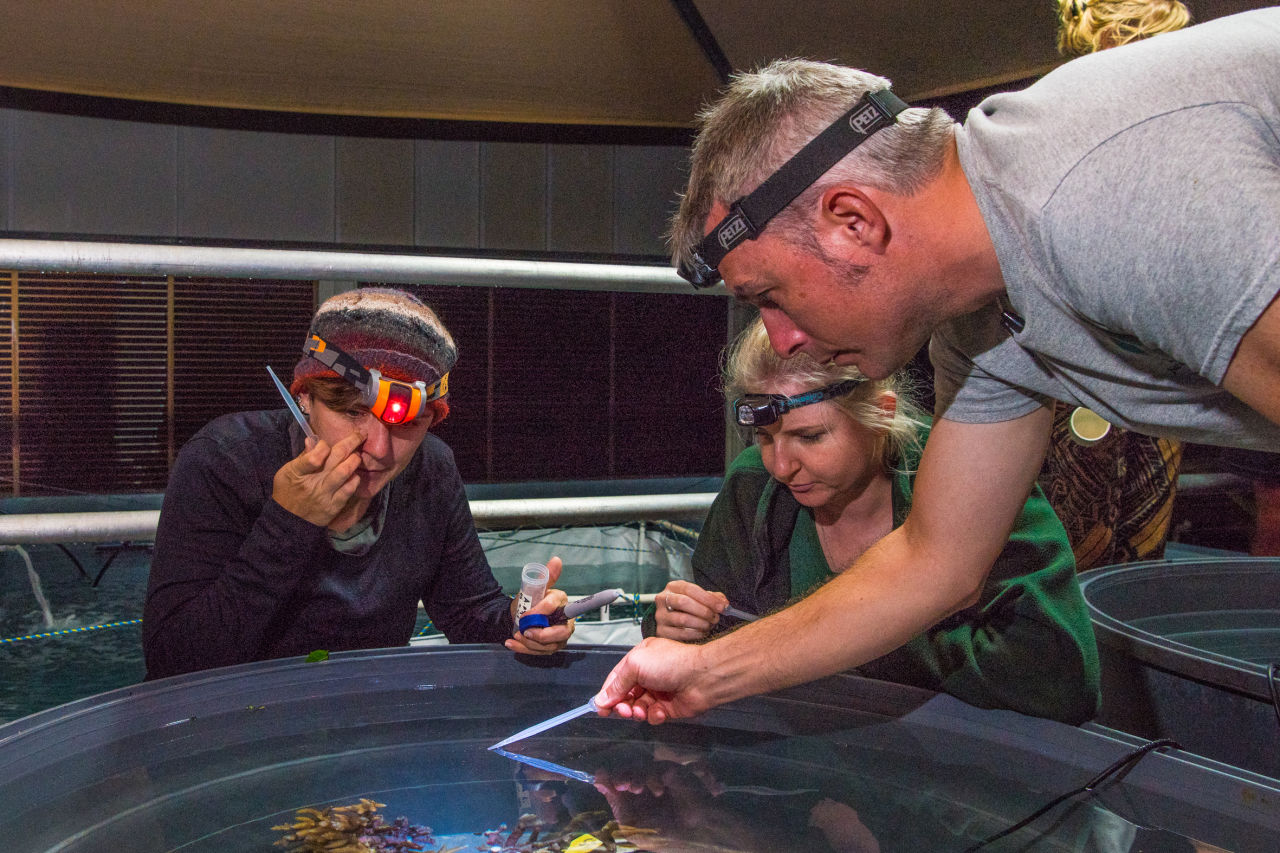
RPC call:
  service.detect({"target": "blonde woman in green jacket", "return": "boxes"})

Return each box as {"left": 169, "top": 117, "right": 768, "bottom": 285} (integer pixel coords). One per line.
{"left": 646, "top": 318, "right": 1100, "bottom": 724}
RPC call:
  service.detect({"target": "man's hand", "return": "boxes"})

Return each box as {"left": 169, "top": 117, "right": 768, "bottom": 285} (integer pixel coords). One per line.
{"left": 593, "top": 637, "right": 713, "bottom": 725}
{"left": 507, "top": 556, "right": 574, "bottom": 655}
{"left": 271, "top": 432, "right": 365, "bottom": 526}
{"left": 654, "top": 580, "right": 728, "bottom": 641}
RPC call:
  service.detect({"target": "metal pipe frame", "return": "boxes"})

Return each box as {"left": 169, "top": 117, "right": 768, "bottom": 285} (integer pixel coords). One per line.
{"left": 0, "top": 493, "right": 717, "bottom": 545}
{"left": 0, "top": 237, "right": 716, "bottom": 295}
{"left": 0, "top": 472, "right": 1242, "bottom": 546}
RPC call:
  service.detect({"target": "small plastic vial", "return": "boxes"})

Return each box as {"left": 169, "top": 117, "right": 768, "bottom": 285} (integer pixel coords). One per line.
{"left": 515, "top": 562, "right": 550, "bottom": 618}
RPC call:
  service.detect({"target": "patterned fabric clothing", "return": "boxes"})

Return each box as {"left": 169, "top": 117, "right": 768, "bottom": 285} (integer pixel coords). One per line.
{"left": 1038, "top": 401, "right": 1183, "bottom": 571}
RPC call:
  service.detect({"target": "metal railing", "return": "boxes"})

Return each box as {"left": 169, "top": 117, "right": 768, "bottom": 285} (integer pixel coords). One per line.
{"left": 0, "top": 238, "right": 713, "bottom": 295}
{"left": 0, "top": 493, "right": 717, "bottom": 545}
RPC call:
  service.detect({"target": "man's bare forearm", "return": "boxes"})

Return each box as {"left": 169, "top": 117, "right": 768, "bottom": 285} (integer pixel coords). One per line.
{"left": 689, "top": 527, "right": 987, "bottom": 706}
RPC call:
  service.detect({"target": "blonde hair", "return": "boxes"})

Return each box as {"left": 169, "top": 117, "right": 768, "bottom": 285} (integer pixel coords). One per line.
{"left": 723, "top": 318, "right": 928, "bottom": 469}
{"left": 1055, "top": 0, "right": 1191, "bottom": 56}
{"left": 669, "top": 58, "right": 955, "bottom": 274}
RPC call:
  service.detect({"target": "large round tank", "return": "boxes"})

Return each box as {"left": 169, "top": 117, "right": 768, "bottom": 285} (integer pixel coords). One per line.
{"left": 1078, "top": 557, "right": 1280, "bottom": 780}
{"left": 0, "top": 645, "right": 1276, "bottom": 852}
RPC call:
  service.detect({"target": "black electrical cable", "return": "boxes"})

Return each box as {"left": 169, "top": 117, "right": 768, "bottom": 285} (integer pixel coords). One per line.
{"left": 961, "top": 738, "right": 1182, "bottom": 852}
{"left": 1268, "top": 663, "right": 1280, "bottom": 728}
{"left": 668, "top": 0, "right": 734, "bottom": 84}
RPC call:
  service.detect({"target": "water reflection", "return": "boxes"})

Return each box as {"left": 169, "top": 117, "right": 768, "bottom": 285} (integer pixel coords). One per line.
{"left": 0, "top": 649, "right": 1265, "bottom": 853}
{"left": 490, "top": 736, "right": 1225, "bottom": 853}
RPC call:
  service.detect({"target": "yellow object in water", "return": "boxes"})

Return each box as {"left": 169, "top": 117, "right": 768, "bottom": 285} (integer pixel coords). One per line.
{"left": 564, "top": 833, "right": 604, "bottom": 852}
{"left": 1069, "top": 406, "right": 1112, "bottom": 446}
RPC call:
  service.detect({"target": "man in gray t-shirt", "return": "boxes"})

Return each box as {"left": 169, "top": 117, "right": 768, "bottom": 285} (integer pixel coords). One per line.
{"left": 591, "top": 10, "right": 1280, "bottom": 724}
{"left": 935, "top": 11, "right": 1280, "bottom": 449}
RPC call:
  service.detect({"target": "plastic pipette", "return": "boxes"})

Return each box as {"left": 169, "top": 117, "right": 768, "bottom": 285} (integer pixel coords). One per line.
{"left": 267, "top": 365, "right": 316, "bottom": 440}
{"left": 490, "top": 747, "right": 595, "bottom": 784}
{"left": 488, "top": 697, "right": 598, "bottom": 751}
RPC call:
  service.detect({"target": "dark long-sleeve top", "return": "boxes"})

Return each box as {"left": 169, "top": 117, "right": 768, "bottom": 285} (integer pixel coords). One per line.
{"left": 143, "top": 409, "right": 513, "bottom": 680}
{"left": 645, "top": 422, "right": 1101, "bottom": 725}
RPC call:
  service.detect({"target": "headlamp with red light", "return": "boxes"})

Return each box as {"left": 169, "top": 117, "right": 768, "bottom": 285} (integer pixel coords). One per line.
{"left": 303, "top": 334, "right": 448, "bottom": 425}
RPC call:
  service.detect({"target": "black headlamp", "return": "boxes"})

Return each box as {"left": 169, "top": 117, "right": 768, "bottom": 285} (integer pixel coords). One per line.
{"left": 303, "top": 334, "right": 448, "bottom": 426}
{"left": 677, "top": 88, "right": 909, "bottom": 289}
{"left": 733, "top": 379, "right": 864, "bottom": 427}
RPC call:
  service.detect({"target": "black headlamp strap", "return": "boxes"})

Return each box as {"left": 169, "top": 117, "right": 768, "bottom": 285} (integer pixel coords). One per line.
{"left": 704, "top": 88, "right": 909, "bottom": 266}
{"left": 304, "top": 335, "right": 373, "bottom": 394}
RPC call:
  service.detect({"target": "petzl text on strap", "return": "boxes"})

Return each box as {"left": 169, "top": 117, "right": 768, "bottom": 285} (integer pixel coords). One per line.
{"left": 705, "top": 88, "right": 909, "bottom": 266}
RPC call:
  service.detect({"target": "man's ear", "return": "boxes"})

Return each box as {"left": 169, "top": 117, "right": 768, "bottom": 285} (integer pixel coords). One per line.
{"left": 818, "top": 187, "right": 890, "bottom": 255}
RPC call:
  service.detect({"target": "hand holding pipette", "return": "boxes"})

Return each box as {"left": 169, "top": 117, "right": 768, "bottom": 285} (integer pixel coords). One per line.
{"left": 652, "top": 580, "right": 756, "bottom": 642}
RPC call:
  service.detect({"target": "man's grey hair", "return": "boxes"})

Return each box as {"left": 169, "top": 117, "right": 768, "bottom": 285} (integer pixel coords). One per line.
{"left": 669, "top": 58, "right": 957, "bottom": 271}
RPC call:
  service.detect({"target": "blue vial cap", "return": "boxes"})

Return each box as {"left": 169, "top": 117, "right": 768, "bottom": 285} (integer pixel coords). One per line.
{"left": 518, "top": 613, "right": 550, "bottom": 632}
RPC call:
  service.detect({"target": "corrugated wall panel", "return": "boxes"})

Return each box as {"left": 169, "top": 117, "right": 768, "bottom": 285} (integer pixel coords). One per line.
{"left": 16, "top": 276, "right": 170, "bottom": 493}
{"left": 172, "top": 279, "right": 315, "bottom": 455}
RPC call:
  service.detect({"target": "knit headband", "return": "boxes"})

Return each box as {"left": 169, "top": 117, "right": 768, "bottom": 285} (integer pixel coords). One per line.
{"left": 293, "top": 288, "right": 458, "bottom": 387}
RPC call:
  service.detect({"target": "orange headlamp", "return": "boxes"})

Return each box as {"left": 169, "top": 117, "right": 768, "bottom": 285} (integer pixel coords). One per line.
{"left": 303, "top": 334, "right": 448, "bottom": 425}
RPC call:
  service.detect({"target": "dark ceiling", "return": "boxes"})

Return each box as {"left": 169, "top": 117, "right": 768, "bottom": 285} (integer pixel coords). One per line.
{"left": 0, "top": 0, "right": 1270, "bottom": 139}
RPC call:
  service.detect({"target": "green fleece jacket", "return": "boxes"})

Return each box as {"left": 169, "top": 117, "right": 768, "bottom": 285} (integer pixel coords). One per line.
{"left": 646, "top": 423, "right": 1100, "bottom": 725}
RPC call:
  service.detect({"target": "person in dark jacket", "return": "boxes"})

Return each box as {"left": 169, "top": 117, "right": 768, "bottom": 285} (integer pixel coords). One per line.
{"left": 144, "top": 288, "right": 572, "bottom": 679}
{"left": 645, "top": 318, "right": 1099, "bottom": 723}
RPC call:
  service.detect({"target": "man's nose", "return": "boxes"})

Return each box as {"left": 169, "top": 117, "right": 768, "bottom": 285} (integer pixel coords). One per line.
{"left": 761, "top": 309, "right": 810, "bottom": 358}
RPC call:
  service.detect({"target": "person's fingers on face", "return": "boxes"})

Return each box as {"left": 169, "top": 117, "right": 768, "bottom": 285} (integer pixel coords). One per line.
{"left": 327, "top": 430, "right": 367, "bottom": 466}
{"left": 293, "top": 438, "right": 332, "bottom": 473}
{"left": 323, "top": 446, "right": 364, "bottom": 489}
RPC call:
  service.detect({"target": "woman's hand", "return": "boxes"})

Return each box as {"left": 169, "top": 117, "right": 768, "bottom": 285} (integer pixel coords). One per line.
{"left": 654, "top": 580, "right": 729, "bottom": 642}
{"left": 506, "top": 556, "right": 574, "bottom": 655}
{"left": 271, "top": 432, "right": 365, "bottom": 527}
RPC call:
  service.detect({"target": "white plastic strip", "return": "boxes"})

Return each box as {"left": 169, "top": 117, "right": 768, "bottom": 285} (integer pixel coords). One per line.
{"left": 0, "top": 494, "right": 716, "bottom": 544}
{"left": 0, "top": 238, "right": 708, "bottom": 295}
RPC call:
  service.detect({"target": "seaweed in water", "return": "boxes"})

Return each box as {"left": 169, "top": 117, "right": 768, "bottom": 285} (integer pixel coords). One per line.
{"left": 476, "top": 814, "right": 658, "bottom": 853}
{"left": 274, "top": 800, "right": 656, "bottom": 853}
{"left": 272, "top": 798, "right": 442, "bottom": 853}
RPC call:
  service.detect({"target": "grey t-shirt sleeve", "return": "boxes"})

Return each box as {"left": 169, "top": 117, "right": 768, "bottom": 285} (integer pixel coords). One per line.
{"left": 1040, "top": 104, "right": 1280, "bottom": 385}
{"left": 929, "top": 305, "right": 1055, "bottom": 424}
